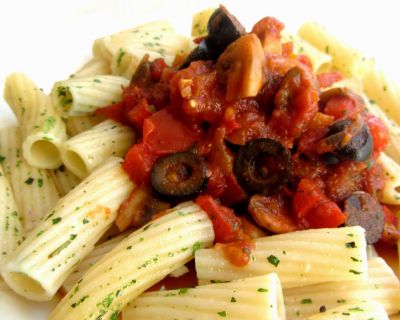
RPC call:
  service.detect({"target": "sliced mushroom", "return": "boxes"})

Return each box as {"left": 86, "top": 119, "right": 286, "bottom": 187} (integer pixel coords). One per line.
{"left": 216, "top": 33, "right": 266, "bottom": 101}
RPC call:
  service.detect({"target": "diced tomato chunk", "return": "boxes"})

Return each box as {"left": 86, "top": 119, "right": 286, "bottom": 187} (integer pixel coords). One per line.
{"left": 365, "top": 113, "right": 389, "bottom": 155}
{"left": 293, "top": 179, "right": 345, "bottom": 228}
{"left": 323, "top": 95, "right": 362, "bottom": 120}
{"left": 150, "top": 58, "right": 168, "bottom": 82}
{"left": 317, "top": 71, "right": 343, "bottom": 88}
{"left": 196, "top": 195, "right": 243, "bottom": 243}
{"left": 123, "top": 143, "right": 156, "bottom": 185}
{"left": 127, "top": 98, "right": 155, "bottom": 132}
{"left": 143, "top": 109, "right": 202, "bottom": 155}
{"left": 95, "top": 102, "right": 129, "bottom": 125}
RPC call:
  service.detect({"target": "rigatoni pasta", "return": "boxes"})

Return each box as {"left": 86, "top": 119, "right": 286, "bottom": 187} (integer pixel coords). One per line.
{"left": 122, "top": 273, "right": 285, "bottom": 320}
{"left": 72, "top": 57, "right": 111, "bottom": 79}
{"left": 48, "top": 166, "right": 81, "bottom": 197}
{"left": 0, "top": 164, "right": 23, "bottom": 268}
{"left": 61, "top": 119, "right": 136, "bottom": 178}
{"left": 305, "top": 300, "right": 388, "bottom": 320}
{"left": 49, "top": 202, "right": 214, "bottom": 320}
{"left": 196, "top": 226, "right": 367, "bottom": 288}
{"left": 3, "top": 73, "right": 67, "bottom": 169}
{"left": 1, "top": 157, "right": 135, "bottom": 301}
{"left": 51, "top": 75, "right": 129, "bottom": 117}
{"left": 0, "top": 126, "right": 60, "bottom": 231}
{"left": 65, "top": 114, "right": 104, "bottom": 137}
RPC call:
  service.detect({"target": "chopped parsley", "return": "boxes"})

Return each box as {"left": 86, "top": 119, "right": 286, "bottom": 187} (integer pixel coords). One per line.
{"left": 267, "top": 254, "right": 280, "bottom": 267}
{"left": 217, "top": 311, "right": 227, "bottom": 317}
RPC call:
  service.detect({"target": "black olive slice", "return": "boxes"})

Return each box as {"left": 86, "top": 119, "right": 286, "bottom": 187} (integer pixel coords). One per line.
{"left": 151, "top": 151, "right": 207, "bottom": 198}
{"left": 233, "top": 138, "right": 291, "bottom": 196}
{"left": 344, "top": 191, "right": 384, "bottom": 244}
{"left": 179, "top": 5, "right": 245, "bottom": 69}
{"left": 319, "top": 117, "right": 373, "bottom": 163}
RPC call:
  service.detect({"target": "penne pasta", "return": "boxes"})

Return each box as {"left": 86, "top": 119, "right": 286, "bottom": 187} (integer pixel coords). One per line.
{"left": 284, "top": 257, "right": 400, "bottom": 318}
{"left": 191, "top": 7, "right": 215, "bottom": 37}
{"left": 281, "top": 30, "right": 332, "bottom": 72}
{"left": 0, "top": 126, "right": 60, "bottom": 231}
{"left": 3, "top": 73, "right": 67, "bottom": 169}
{"left": 51, "top": 75, "right": 129, "bottom": 117}
{"left": 65, "top": 114, "right": 104, "bottom": 137}
{"left": 71, "top": 57, "right": 111, "bottom": 79}
{"left": 305, "top": 300, "right": 388, "bottom": 320}
{"left": 1, "top": 157, "right": 135, "bottom": 301}
{"left": 93, "top": 21, "right": 193, "bottom": 79}
{"left": 0, "top": 164, "right": 24, "bottom": 268}
{"left": 196, "top": 227, "right": 367, "bottom": 288}
{"left": 48, "top": 165, "right": 81, "bottom": 197}
{"left": 61, "top": 119, "right": 136, "bottom": 179}
{"left": 123, "top": 273, "right": 285, "bottom": 320}
{"left": 62, "top": 233, "right": 129, "bottom": 293}
{"left": 378, "top": 153, "right": 400, "bottom": 205}
{"left": 49, "top": 202, "right": 214, "bottom": 320}
{"left": 298, "top": 22, "right": 373, "bottom": 78}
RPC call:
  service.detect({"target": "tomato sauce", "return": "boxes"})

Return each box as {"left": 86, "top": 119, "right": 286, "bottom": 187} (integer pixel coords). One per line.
{"left": 96, "top": 12, "right": 397, "bottom": 267}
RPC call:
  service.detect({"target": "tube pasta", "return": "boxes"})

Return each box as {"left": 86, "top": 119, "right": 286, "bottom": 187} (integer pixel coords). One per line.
{"left": 362, "top": 67, "right": 400, "bottom": 126}
{"left": 72, "top": 57, "right": 111, "bottom": 79}
{"left": 3, "top": 73, "right": 67, "bottom": 169}
{"left": 93, "top": 21, "right": 193, "bottom": 79}
{"left": 191, "top": 8, "right": 215, "bottom": 37}
{"left": 123, "top": 274, "right": 285, "bottom": 320}
{"left": 298, "top": 22, "right": 373, "bottom": 78}
{"left": 49, "top": 202, "right": 214, "bottom": 320}
{"left": 281, "top": 30, "right": 332, "bottom": 72}
{"left": 284, "top": 257, "right": 400, "bottom": 318}
{"left": 65, "top": 114, "right": 104, "bottom": 137}
{"left": 51, "top": 75, "right": 129, "bottom": 117}
{"left": 196, "top": 226, "right": 367, "bottom": 288}
{"left": 1, "top": 157, "right": 135, "bottom": 301}
{"left": 0, "top": 126, "right": 60, "bottom": 231}
{"left": 305, "top": 300, "right": 388, "bottom": 320}
{"left": 61, "top": 119, "right": 136, "bottom": 179}
{"left": 378, "top": 153, "right": 400, "bottom": 205}
{"left": 0, "top": 164, "right": 24, "bottom": 268}
{"left": 49, "top": 166, "right": 81, "bottom": 197}
{"left": 62, "top": 233, "right": 128, "bottom": 293}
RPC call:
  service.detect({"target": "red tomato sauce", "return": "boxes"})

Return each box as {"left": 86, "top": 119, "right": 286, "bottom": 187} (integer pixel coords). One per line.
{"left": 96, "top": 13, "right": 397, "bottom": 267}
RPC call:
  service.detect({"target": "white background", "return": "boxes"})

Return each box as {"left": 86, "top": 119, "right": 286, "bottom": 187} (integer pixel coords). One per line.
{"left": 0, "top": 0, "right": 399, "bottom": 318}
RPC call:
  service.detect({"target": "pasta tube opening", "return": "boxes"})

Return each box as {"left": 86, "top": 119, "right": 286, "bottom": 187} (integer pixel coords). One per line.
{"left": 7, "top": 272, "right": 46, "bottom": 296}
{"left": 61, "top": 149, "right": 88, "bottom": 178}
{"left": 26, "top": 138, "right": 61, "bottom": 169}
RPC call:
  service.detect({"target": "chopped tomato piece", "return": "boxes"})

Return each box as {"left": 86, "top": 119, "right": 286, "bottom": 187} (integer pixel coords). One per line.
{"left": 127, "top": 98, "right": 155, "bottom": 132}
{"left": 143, "top": 109, "right": 202, "bottom": 155}
{"left": 317, "top": 71, "right": 343, "bottom": 88}
{"left": 123, "top": 143, "right": 156, "bottom": 185}
{"left": 196, "top": 195, "right": 243, "bottom": 243}
{"left": 365, "top": 113, "right": 389, "bottom": 155}
{"left": 219, "top": 240, "right": 255, "bottom": 267}
{"left": 95, "top": 102, "right": 129, "bottom": 125}
{"left": 150, "top": 58, "right": 168, "bottom": 82}
{"left": 323, "top": 95, "right": 363, "bottom": 120}
{"left": 293, "top": 178, "right": 345, "bottom": 228}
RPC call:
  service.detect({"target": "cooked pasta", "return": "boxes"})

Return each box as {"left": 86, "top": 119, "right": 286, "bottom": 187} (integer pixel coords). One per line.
{"left": 196, "top": 226, "right": 367, "bottom": 288}
{"left": 284, "top": 257, "right": 400, "bottom": 318}
{"left": 49, "top": 202, "right": 214, "bottom": 320}
{"left": 3, "top": 73, "right": 67, "bottom": 169}
{"left": 378, "top": 152, "right": 400, "bottom": 205}
{"left": 1, "top": 157, "right": 135, "bottom": 301}
{"left": 123, "top": 273, "right": 285, "bottom": 320}
{"left": 61, "top": 119, "right": 136, "bottom": 178}
{"left": 93, "top": 21, "right": 193, "bottom": 79}
{"left": 62, "top": 233, "right": 129, "bottom": 292}
{"left": 362, "top": 67, "right": 400, "bottom": 126}
{"left": 191, "top": 8, "right": 215, "bottom": 37}
{"left": 281, "top": 30, "right": 332, "bottom": 72}
{"left": 72, "top": 57, "right": 111, "bottom": 79}
{"left": 0, "top": 164, "right": 23, "bottom": 268}
{"left": 49, "top": 166, "right": 81, "bottom": 197}
{"left": 0, "top": 126, "right": 60, "bottom": 231}
{"left": 65, "top": 114, "right": 104, "bottom": 137}
{"left": 51, "top": 75, "right": 129, "bottom": 117}
{"left": 305, "top": 300, "right": 388, "bottom": 320}
{"left": 298, "top": 22, "right": 373, "bottom": 78}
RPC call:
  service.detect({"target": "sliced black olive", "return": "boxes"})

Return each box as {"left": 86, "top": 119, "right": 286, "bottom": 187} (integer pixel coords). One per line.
{"left": 179, "top": 5, "right": 245, "bottom": 69}
{"left": 319, "top": 117, "right": 373, "bottom": 163}
{"left": 151, "top": 151, "right": 207, "bottom": 198}
{"left": 233, "top": 138, "right": 291, "bottom": 196}
{"left": 344, "top": 191, "right": 384, "bottom": 244}
{"left": 131, "top": 54, "right": 152, "bottom": 88}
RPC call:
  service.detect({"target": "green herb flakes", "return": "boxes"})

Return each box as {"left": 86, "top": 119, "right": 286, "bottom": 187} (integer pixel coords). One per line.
{"left": 267, "top": 254, "right": 280, "bottom": 267}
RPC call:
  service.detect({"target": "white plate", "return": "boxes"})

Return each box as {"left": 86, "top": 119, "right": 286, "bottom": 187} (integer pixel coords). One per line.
{"left": 0, "top": 0, "right": 399, "bottom": 318}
